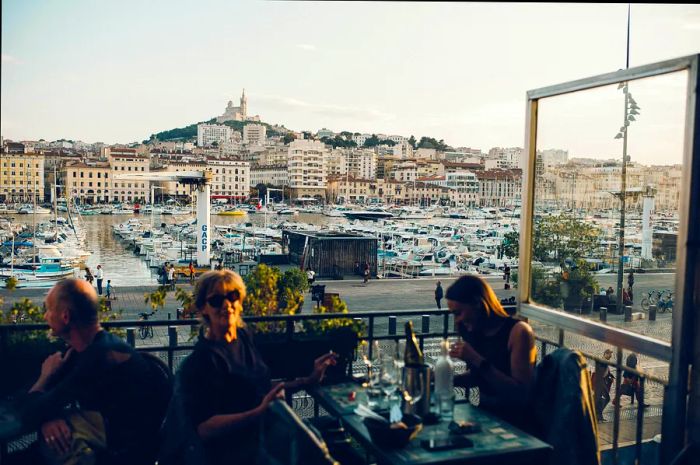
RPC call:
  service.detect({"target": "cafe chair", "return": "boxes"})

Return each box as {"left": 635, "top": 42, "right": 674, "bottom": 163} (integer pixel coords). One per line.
{"left": 258, "top": 400, "right": 339, "bottom": 465}
{"left": 529, "top": 348, "right": 601, "bottom": 465}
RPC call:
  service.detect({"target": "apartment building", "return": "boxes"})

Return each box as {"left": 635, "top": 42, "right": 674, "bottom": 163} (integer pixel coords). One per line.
{"left": 0, "top": 153, "right": 45, "bottom": 203}
{"left": 326, "top": 176, "right": 406, "bottom": 205}
{"left": 250, "top": 164, "right": 288, "bottom": 188}
{"left": 347, "top": 149, "right": 377, "bottom": 180}
{"left": 197, "top": 123, "right": 232, "bottom": 147}
{"left": 207, "top": 157, "right": 250, "bottom": 201}
{"left": 108, "top": 148, "right": 150, "bottom": 203}
{"left": 287, "top": 139, "right": 327, "bottom": 198}
{"left": 243, "top": 124, "right": 267, "bottom": 145}
{"left": 476, "top": 169, "right": 522, "bottom": 207}
{"left": 420, "top": 170, "right": 479, "bottom": 207}
{"left": 62, "top": 161, "right": 111, "bottom": 203}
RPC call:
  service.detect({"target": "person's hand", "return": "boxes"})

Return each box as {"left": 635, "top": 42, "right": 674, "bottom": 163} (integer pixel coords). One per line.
{"left": 308, "top": 352, "right": 338, "bottom": 385}
{"left": 35, "top": 349, "right": 73, "bottom": 388}
{"left": 259, "top": 383, "right": 285, "bottom": 411}
{"left": 41, "top": 419, "right": 72, "bottom": 456}
{"left": 449, "top": 341, "right": 482, "bottom": 366}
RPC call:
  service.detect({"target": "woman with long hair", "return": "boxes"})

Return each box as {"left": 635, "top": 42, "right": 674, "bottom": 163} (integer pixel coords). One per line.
{"left": 447, "top": 275, "right": 536, "bottom": 426}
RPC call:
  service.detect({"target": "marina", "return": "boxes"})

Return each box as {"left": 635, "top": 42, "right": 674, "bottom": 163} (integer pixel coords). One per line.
{"left": 0, "top": 200, "right": 678, "bottom": 288}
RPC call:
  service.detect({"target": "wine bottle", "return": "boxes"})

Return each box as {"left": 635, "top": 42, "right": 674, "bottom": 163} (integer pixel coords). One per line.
{"left": 434, "top": 339, "right": 455, "bottom": 419}
{"left": 404, "top": 321, "right": 424, "bottom": 366}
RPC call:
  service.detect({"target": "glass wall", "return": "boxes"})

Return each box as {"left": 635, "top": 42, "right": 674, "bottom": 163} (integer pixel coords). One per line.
{"left": 519, "top": 55, "right": 699, "bottom": 464}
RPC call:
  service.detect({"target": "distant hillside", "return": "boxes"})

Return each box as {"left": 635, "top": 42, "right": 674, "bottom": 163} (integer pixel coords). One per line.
{"left": 148, "top": 119, "right": 288, "bottom": 143}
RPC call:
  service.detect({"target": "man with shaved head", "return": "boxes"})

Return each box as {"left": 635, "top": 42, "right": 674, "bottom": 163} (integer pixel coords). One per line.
{"left": 14, "top": 279, "right": 169, "bottom": 465}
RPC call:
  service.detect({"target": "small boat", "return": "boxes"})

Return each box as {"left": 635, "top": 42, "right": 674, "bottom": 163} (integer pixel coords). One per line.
{"left": 217, "top": 209, "right": 247, "bottom": 216}
{"left": 277, "top": 208, "right": 299, "bottom": 216}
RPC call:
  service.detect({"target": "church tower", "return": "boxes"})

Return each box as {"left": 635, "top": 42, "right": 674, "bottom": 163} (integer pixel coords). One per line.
{"left": 240, "top": 88, "right": 248, "bottom": 120}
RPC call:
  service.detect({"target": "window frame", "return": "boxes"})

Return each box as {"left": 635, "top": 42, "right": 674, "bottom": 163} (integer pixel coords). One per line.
{"left": 518, "top": 54, "right": 699, "bottom": 464}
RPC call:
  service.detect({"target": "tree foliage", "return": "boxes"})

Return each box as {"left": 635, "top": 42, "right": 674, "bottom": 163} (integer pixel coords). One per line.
{"left": 283, "top": 133, "right": 297, "bottom": 144}
{"left": 417, "top": 136, "right": 452, "bottom": 151}
{"left": 320, "top": 135, "right": 357, "bottom": 148}
{"left": 503, "top": 213, "right": 601, "bottom": 264}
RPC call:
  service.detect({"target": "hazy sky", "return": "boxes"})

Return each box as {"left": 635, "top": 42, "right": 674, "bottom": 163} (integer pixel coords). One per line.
{"left": 2, "top": 1, "right": 699, "bottom": 160}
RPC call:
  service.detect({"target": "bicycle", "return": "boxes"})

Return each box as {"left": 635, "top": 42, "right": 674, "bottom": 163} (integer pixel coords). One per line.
{"left": 658, "top": 292, "right": 674, "bottom": 313}
{"left": 641, "top": 289, "right": 663, "bottom": 311}
{"left": 138, "top": 311, "right": 155, "bottom": 339}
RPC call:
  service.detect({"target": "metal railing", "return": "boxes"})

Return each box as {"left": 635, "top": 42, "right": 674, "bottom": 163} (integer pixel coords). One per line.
{"left": 0, "top": 305, "right": 666, "bottom": 464}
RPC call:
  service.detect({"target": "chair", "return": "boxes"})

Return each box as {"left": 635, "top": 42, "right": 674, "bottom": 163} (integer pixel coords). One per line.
{"left": 529, "top": 348, "right": 601, "bottom": 465}
{"left": 258, "top": 400, "right": 339, "bottom": 465}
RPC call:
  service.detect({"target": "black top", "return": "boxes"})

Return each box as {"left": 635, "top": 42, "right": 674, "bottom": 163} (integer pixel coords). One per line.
{"left": 177, "top": 327, "right": 271, "bottom": 465}
{"left": 458, "top": 317, "right": 525, "bottom": 425}
{"left": 435, "top": 284, "right": 443, "bottom": 299}
{"left": 19, "top": 330, "right": 166, "bottom": 463}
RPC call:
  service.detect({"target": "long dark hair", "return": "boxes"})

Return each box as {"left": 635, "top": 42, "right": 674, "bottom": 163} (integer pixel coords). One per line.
{"left": 445, "top": 275, "right": 509, "bottom": 320}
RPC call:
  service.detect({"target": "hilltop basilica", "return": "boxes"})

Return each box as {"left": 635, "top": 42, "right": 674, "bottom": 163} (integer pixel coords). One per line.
{"left": 216, "top": 89, "right": 260, "bottom": 123}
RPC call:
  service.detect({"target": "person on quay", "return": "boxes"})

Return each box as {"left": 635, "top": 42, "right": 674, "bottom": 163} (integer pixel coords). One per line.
{"left": 447, "top": 275, "right": 537, "bottom": 428}
{"left": 307, "top": 268, "right": 316, "bottom": 286}
{"left": 434, "top": 281, "right": 444, "bottom": 309}
{"left": 163, "top": 270, "right": 337, "bottom": 465}
{"left": 189, "top": 261, "right": 196, "bottom": 285}
{"left": 105, "top": 280, "right": 113, "bottom": 300}
{"left": 84, "top": 267, "right": 94, "bottom": 286}
{"left": 612, "top": 353, "right": 649, "bottom": 408}
{"left": 627, "top": 270, "right": 634, "bottom": 291}
{"left": 592, "top": 349, "right": 615, "bottom": 419}
{"left": 363, "top": 263, "right": 370, "bottom": 284}
{"left": 168, "top": 264, "right": 176, "bottom": 290}
{"left": 95, "top": 264, "right": 104, "bottom": 295}
{"left": 14, "top": 279, "right": 167, "bottom": 465}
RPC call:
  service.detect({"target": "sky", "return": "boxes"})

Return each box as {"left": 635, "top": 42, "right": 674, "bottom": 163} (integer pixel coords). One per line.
{"left": 2, "top": 1, "right": 700, "bottom": 163}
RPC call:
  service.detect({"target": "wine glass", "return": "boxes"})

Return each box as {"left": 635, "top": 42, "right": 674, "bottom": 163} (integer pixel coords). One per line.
{"left": 379, "top": 353, "right": 398, "bottom": 397}
{"left": 394, "top": 340, "right": 406, "bottom": 372}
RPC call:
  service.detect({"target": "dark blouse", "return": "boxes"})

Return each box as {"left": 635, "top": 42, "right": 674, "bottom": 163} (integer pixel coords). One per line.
{"left": 177, "top": 326, "right": 271, "bottom": 465}
{"left": 458, "top": 317, "right": 527, "bottom": 426}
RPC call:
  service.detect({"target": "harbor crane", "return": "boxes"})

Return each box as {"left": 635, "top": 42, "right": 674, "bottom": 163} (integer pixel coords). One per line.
{"left": 113, "top": 171, "right": 213, "bottom": 266}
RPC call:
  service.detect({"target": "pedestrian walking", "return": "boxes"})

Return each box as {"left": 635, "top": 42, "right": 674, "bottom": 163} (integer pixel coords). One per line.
{"left": 106, "top": 280, "right": 113, "bottom": 300}
{"left": 307, "top": 269, "right": 316, "bottom": 286}
{"left": 592, "top": 349, "right": 614, "bottom": 419}
{"left": 95, "top": 264, "right": 104, "bottom": 295}
{"left": 189, "top": 261, "right": 196, "bottom": 285}
{"left": 363, "top": 263, "right": 370, "bottom": 284}
{"left": 503, "top": 264, "right": 511, "bottom": 289}
{"left": 627, "top": 270, "right": 635, "bottom": 290}
{"left": 84, "top": 267, "right": 94, "bottom": 285}
{"left": 613, "top": 353, "right": 649, "bottom": 408}
{"left": 435, "top": 281, "right": 444, "bottom": 309}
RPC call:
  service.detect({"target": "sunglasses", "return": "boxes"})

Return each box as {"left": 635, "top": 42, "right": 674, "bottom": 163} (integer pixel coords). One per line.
{"left": 206, "top": 290, "right": 241, "bottom": 308}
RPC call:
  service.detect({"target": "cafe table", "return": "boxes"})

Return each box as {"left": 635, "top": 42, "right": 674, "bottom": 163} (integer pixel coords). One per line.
{"left": 309, "top": 382, "right": 552, "bottom": 465}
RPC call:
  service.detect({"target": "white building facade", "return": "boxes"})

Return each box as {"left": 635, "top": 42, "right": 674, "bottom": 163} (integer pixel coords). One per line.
{"left": 287, "top": 139, "right": 327, "bottom": 198}
{"left": 197, "top": 124, "right": 232, "bottom": 147}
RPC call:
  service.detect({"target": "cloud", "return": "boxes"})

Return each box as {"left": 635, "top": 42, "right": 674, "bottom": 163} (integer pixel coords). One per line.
{"left": 682, "top": 22, "right": 700, "bottom": 30}
{"left": 254, "top": 93, "right": 395, "bottom": 121}
{"left": 2, "top": 54, "right": 22, "bottom": 64}
{"left": 295, "top": 44, "right": 317, "bottom": 51}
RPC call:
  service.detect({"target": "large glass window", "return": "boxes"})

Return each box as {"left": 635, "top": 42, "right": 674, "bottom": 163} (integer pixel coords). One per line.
{"left": 524, "top": 70, "right": 688, "bottom": 344}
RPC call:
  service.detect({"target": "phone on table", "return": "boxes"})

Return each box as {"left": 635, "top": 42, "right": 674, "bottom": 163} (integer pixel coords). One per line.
{"left": 421, "top": 435, "right": 473, "bottom": 451}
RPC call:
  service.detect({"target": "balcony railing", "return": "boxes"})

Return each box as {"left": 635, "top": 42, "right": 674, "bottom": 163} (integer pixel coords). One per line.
{"left": 0, "top": 306, "right": 664, "bottom": 464}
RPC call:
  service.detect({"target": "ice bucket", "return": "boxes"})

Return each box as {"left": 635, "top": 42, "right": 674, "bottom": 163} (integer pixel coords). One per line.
{"left": 402, "top": 364, "right": 432, "bottom": 417}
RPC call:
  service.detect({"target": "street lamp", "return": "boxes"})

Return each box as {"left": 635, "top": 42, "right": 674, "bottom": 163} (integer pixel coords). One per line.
{"left": 613, "top": 81, "right": 641, "bottom": 313}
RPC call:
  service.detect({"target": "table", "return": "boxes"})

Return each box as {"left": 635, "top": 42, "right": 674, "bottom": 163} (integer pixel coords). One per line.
{"left": 309, "top": 382, "right": 551, "bottom": 465}
{"left": 0, "top": 401, "right": 26, "bottom": 460}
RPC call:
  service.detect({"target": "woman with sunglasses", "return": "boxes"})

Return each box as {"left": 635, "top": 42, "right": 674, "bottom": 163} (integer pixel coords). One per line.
{"left": 170, "top": 270, "right": 336, "bottom": 465}
{"left": 447, "top": 275, "right": 536, "bottom": 428}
